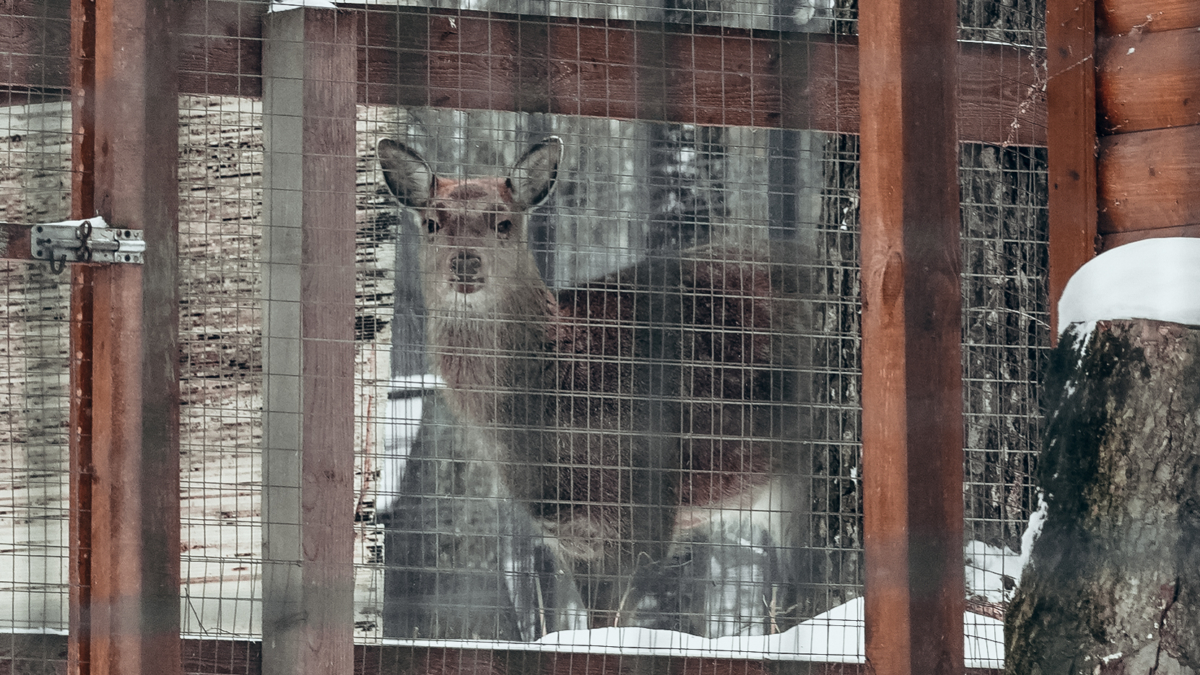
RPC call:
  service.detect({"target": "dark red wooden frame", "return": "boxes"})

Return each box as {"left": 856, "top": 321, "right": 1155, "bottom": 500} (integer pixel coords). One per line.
{"left": 0, "top": 0, "right": 1097, "bottom": 671}
{"left": 5, "top": 0, "right": 1045, "bottom": 143}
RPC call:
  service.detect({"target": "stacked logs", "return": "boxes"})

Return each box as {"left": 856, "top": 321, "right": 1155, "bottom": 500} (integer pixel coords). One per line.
{"left": 1095, "top": 0, "right": 1200, "bottom": 249}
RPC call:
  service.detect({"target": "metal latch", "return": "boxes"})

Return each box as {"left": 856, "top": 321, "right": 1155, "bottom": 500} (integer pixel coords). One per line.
{"left": 31, "top": 216, "right": 146, "bottom": 272}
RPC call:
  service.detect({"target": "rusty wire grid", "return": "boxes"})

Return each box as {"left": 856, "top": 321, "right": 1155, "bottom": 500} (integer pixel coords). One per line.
{"left": 0, "top": 97, "right": 73, "bottom": 672}
{"left": 0, "top": 0, "right": 1050, "bottom": 669}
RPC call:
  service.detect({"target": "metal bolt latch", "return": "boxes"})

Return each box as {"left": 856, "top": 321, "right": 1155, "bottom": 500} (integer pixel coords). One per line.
{"left": 31, "top": 216, "right": 147, "bottom": 273}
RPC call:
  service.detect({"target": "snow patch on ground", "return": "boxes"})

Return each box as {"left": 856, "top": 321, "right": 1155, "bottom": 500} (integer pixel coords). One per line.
{"left": 1017, "top": 495, "right": 1047, "bottom": 575}
{"left": 1058, "top": 238, "right": 1200, "bottom": 335}
{"left": 382, "top": 599, "right": 1002, "bottom": 668}
{"left": 535, "top": 598, "right": 1004, "bottom": 667}
{"left": 965, "top": 540, "right": 1022, "bottom": 604}
{"left": 268, "top": 0, "right": 337, "bottom": 12}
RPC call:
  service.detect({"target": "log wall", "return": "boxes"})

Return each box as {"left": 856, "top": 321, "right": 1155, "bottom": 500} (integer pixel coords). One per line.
{"left": 1047, "top": 0, "right": 1200, "bottom": 333}
{"left": 1092, "top": 0, "right": 1200, "bottom": 249}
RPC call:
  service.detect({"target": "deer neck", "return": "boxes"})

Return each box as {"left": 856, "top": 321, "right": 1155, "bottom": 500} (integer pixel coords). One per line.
{"left": 428, "top": 274, "right": 557, "bottom": 426}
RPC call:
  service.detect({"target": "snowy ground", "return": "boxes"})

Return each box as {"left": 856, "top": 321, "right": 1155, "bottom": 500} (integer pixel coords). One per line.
{"left": 369, "top": 597, "right": 1004, "bottom": 668}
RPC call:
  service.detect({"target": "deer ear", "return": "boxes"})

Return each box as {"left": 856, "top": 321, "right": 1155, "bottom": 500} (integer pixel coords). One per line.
{"left": 377, "top": 138, "right": 435, "bottom": 208}
{"left": 508, "top": 136, "right": 562, "bottom": 209}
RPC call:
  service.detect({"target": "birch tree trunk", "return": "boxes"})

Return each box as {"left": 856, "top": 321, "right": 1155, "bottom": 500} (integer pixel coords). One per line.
{"left": 1006, "top": 319, "right": 1200, "bottom": 674}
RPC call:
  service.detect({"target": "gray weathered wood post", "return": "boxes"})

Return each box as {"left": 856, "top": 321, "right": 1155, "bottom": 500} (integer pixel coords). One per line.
{"left": 262, "top": 7, "right": 358, "bottom": 674}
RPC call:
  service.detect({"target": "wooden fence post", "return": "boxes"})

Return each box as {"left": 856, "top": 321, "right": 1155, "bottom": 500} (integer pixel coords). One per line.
{"left": 69, "top": 0, "right": 96, "bottom": 673}
{"left": 1046, "top": 0, "right": 1098, "bottom": 341}
{"left": 859, "top": 0, "right": 965, "bottom": 671}
{"left": 83, "top": 0, "right": 182, "bottom": 673}
{"left": 261, "top": 8, "right": 358, "bottom": 675}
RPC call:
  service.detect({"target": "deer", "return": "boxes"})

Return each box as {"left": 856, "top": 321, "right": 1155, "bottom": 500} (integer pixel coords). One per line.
{"left": 377, "top": 136, "right": 808, "bottom": 629}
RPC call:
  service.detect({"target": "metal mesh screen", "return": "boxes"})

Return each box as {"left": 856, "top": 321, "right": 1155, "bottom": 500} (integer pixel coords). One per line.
{"left": 0, "top": 98, "right": 73, "bottom": 670}
{"left": 0, "top": 0, "right": 1051, "bottom": 670}
{"left": 366, "top": 116, "right": 822, "bottom": 654}
{"left": 178, "top": 95, "right": 265, "bottom": 640}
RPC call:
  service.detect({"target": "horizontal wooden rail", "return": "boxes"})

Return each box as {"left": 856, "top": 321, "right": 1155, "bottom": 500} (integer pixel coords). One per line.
{"left": 0, "top": 222, "right": 36, "bottom": 261}
{"left": 1097, "top": 125, "right": 1200, "bottom": 235}
{"left": 1097, "top": 0, "right": 1200, "bottom": 34}
{"left": 1, "top": 1, "right": 1046, "bottom": 142}
{"left": 1102, "top": 224, "right": 1200, "bottom": 250}
{"left": 2, "top": 635, "right": 1008, "bottom": 675}
{"left": 1097, "top": 27, "right": 1200, "bottom": 134}
{"left": 0, "top": 0, "right": 70, "bottom": 106}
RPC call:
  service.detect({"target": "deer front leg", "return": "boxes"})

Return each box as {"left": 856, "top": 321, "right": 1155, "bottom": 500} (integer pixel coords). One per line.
{"left": 566, "top": 509, "right": 671, "bottom": 628}
{"left": 556, "top": 462, "right": 676, "bottom": 627}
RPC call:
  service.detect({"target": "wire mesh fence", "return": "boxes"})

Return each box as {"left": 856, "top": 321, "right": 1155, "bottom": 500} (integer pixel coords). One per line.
{"left": 0, "top": 0, "right": 1051, "bottom": 670}
{"left": 0, "top": 96, "right": 73, "bottom": 672}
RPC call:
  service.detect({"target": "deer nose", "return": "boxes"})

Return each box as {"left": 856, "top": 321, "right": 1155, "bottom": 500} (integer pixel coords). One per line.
{"left": 450, "top": 251, "right": 483, "bottom": 280}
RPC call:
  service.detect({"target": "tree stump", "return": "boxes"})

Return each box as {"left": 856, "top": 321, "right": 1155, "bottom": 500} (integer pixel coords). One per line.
{"left": 1006, "top": 319, "right": 1200, "bottom": 674}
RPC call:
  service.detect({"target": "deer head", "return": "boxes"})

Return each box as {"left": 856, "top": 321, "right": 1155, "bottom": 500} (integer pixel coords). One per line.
{"left": 377, "top": 137, "right": 563, "bottom": 312}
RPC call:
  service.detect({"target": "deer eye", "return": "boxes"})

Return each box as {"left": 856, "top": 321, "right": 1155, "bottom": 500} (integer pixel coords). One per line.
{"left": 495, "top": 219, "right": 513, "bottom": 235}
{"left": 425, "top": 218, "right": 441, "bottom": 234}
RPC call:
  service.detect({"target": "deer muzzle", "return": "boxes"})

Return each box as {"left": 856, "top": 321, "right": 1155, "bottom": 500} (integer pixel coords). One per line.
{"left": 449, "top": 250, "right": 484, "bottom": 293}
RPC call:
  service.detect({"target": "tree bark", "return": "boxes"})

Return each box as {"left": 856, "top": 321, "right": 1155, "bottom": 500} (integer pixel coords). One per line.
{"left": 1006, "top": 319, "right": 1200, "bottom": 674}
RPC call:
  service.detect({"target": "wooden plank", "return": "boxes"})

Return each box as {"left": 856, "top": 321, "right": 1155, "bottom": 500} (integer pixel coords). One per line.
{"left": 0, "top": 634, "right": 1005, "bottom": 675}
{"left": 1097, "top": 27, "right": 1200, "bottom": 134}
{"left": 1101, "top": 224, "right": 1200, "bottom": 250}
{"left": 0, "top": 222, "right": 35, "bottom": 260}
{"left": 68, "top": 259, "right": 94, "bottom": 675}
{"left": 355, "top": 644, "right": 1003, "bottom": 675}
{"left": 1097, "top": 0, "right": 1200, "bottom": 35}
{"left": 515, "top": 15, "right": 551, "bottom": 113}
{"left": 1, "top": 635, "right": 1008, "bottom": 675}
{"left": 85, "top": 0, "right": 182, "bottom": 672}
{"left": 358, "top": 8, "right": 1045, "bottom": 142}
{"left": 0, "top": 0, "right": 71, "bottom": 97}
{"left": 1097, "top": 124, "right": 1200, "bottom": 234}
{"left": 177, "top": 0, "right": 265, "bottom": 98}
{"left": 1046, "top": 0, "right": 1098, "bottom": 341}
{"left": 959, "top": 41, "right": 1047, "bottom": 147}
{"left": 68, "top": 2, "right": 95, "bottom": 673}
{"left": 858, "top": 0, "right": 964, "bottom": 671}
{"left": 181, "top": 639, "right": 261, "bottom": 675}
{"left": 0, "top": 1, "right": 1045, "bottom": 142}
{"left": 544, "top": 19, "right": 639, "bottom": 120}
{"left": 261, "top": 8, "right": 358, "bottom": 675}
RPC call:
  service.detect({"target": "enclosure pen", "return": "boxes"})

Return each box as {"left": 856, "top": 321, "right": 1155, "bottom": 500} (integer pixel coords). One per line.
{"left": 0, "top": 0, "right": 1070, "bottom": 671}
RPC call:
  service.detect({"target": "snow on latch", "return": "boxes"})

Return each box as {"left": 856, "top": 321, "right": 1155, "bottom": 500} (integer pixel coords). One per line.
{"left": 1057, "top": 238, "right": 1200, "bottom": 336}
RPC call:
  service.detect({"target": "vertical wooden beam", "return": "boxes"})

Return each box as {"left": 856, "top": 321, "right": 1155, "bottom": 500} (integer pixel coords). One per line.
{"left": 858, "top": 0, "right": 965, "bottom": 671}
{"left": 261, "top": 9, "right": 358, "bottom": 675}
{"left": 87, "top": 0, "right": 181, "bottom": 673}
{"left": 68, "top": 0, "right": 96, "bottom": 672}
{"left": 1046, "top": 0, "right": 1098, "bottom": 340}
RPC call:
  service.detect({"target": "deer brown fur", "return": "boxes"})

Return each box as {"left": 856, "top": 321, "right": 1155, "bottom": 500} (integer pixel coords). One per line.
{"left": 378, "top": 136, "right": 806, "bottom": 627}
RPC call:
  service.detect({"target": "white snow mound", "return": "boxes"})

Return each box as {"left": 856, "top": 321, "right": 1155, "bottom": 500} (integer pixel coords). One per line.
{"left": 1058, "top": 238, "right": 1200, "bottom": 335}
{"left": 268, "top": 0, "right": 337, "bottom": 12}
{"left": 529, "top": 598, "right": 1003, "bottom": 668}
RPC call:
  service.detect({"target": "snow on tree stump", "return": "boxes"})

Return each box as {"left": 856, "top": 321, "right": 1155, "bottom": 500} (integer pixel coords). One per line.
{"left": 1006, "top": 318, "right": 1200, "bottom": 674}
